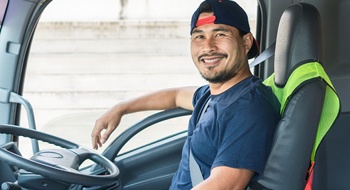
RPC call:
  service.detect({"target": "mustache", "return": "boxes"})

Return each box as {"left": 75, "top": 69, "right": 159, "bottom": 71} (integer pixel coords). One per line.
{"left": 198, "top": 52, "right": 228, "bottom": 62}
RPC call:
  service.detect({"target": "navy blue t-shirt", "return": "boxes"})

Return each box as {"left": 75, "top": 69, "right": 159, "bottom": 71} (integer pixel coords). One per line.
{"left": 169, "top": 76, "right": 280, "bottom": 189}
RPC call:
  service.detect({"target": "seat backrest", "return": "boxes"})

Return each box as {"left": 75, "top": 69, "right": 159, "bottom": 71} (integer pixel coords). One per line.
{"left": 248, "top": 3, "right": 340, "bottom": 190}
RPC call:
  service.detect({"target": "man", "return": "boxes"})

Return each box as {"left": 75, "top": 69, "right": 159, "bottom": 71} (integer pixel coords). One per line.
{"left": 91, "top": 0, "right": 280, "bottom": 189}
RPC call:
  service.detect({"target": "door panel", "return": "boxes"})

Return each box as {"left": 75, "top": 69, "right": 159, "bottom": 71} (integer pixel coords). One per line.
{"left": 116, "top": 133, "right": 186, "bottom": 190}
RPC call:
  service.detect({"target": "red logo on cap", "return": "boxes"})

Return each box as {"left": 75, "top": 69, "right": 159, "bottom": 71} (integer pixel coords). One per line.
{"left": 196, "top": 15, "right": 216, "bottom": 27}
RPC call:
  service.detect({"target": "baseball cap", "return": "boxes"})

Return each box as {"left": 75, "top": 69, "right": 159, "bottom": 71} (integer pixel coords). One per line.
{"left": 190, "top": 0, "right": 259, "bottom": 59}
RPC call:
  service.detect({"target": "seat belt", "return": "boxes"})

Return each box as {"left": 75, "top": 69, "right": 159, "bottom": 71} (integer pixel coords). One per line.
{"left": 190, "top": 99, "right": 210, "bottom": 186}
{"left": 189, "top": 43, "right": 276, "bottom": 187}
{"left": 249, "top": 42, "right": 275, "bottom": 68}
{"left": 189, "top": 149, "right": 204, "bottom": 186}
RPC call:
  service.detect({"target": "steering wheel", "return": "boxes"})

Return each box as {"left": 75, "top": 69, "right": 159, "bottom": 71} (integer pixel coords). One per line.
{"left": 0, "top": 124, "right": 119, "bottom": 187}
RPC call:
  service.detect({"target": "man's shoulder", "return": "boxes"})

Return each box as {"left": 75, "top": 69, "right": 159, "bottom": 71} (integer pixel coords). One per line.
{"left": 194, "top": 85, "right": 210, "bottom": 97}
{"left": 192, "top": 85, "right": 210, "bottom": 105}
{"left": 217, "top": 77, "right": 280, "bottom": 118}
{"left": 241, "top": 76, "right": 281, "bottom": 113}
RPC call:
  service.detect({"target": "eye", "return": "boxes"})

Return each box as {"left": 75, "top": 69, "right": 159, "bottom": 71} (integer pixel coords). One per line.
{"left": 215, "top": 33, "right": 225, "bottom": 37}
{"left": 192, "top": 34, "right": 204, "bottom": 40}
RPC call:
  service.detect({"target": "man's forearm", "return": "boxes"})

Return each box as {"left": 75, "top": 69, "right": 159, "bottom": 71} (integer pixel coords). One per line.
{"left": 191, "top": 166, "right": 254, "bottom": 190}
{"left": 119, "top": 87, "right": 196, "bottom": 115}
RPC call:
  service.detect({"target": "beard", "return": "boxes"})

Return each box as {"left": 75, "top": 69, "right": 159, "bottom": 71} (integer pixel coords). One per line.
{"left": 200, "top": 62, "right": 241, "bottom": 84}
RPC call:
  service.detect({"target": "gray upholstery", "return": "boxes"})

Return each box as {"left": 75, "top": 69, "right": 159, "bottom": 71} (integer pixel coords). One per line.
{"left": 274, "top": 3, "right": 322, "bottom": 87}
{"left": 249, "top": 3, "right": 327, "bottom": 189}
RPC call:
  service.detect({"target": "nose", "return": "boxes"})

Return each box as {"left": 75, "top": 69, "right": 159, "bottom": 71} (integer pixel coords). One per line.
{"left": 202, "top": 38, "right": 218, "bottom": 53}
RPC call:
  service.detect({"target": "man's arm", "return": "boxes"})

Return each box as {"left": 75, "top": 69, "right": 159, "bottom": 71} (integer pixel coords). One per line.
{"left": 91, "top": 86, "right": 197, "bottom": 149}
{"left": 192, "top": 166, "right": 254, "bottom": 190}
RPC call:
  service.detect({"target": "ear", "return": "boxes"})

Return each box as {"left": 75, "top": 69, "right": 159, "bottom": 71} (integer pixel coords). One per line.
{"left": 243, "top": 33, "right": 254, "bottom": 54}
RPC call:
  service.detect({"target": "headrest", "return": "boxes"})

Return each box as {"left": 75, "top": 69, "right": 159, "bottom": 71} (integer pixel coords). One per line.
{"left": 274, "top": 3, "right": 322, "bottom": 86}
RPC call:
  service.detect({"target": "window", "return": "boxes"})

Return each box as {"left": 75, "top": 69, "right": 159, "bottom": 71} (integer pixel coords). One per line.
{"left": 19, "top": 0, "right": 258, "bottom": 157}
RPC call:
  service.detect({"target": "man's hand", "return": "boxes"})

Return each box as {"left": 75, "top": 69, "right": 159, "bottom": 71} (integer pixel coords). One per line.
{"left": 91, "top": 105, "right": 124, "bottom": 150}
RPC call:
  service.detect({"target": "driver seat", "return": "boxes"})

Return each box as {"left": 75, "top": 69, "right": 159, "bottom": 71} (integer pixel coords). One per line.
{"left": 248, "top": 3, "right": 340, "bottom": 189}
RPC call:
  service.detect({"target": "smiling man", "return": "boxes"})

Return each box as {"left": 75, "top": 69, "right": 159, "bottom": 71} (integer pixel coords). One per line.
{"left": 91, "top": 0, "right": 280, "bottom": 189}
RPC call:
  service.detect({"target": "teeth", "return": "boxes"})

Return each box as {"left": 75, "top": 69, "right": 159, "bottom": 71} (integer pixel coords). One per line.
{"left": 204, "top": 58, "right": 220, "bottom": 63}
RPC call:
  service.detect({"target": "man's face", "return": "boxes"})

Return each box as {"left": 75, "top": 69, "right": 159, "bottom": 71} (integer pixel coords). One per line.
{"left": 190, "top": 12, "right": 250, "bottom": 84}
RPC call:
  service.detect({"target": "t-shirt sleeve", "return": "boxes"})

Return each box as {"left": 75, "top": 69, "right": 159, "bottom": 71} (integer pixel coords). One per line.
{"left": 192, "top": 85, "right": 210, "bottom": 107}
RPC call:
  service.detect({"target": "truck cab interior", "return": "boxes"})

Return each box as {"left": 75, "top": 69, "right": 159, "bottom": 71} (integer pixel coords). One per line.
{"left": 0, "top": 0, "right": 349, "bottom": 189}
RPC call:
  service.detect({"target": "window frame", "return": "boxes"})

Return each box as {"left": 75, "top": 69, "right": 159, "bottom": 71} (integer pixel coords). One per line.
{"left": 0, "top": 0, "right": 9, "bottom": 32}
